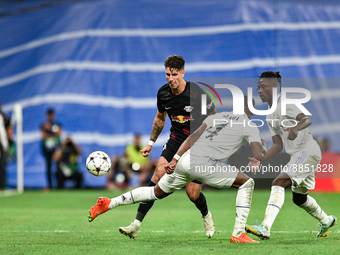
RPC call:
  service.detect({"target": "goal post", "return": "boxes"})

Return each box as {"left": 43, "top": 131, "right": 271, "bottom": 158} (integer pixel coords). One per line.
{"left": 14, "top": 104, "right": 24, "bottom": 193}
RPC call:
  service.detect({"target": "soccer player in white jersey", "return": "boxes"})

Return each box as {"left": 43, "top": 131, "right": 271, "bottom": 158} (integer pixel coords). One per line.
{"left": 246, "top": 71, "right": 337, "bottom": 240}
{"left": 88, "top": 96, "right": 266, "bottom": 244}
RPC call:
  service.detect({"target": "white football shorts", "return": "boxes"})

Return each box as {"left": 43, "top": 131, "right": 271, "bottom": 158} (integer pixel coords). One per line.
{"left": 158, "top": 150, "right": 238, "bottom": 193}
{"left": 282, "top": 150, "right": 321, "bottom": 194}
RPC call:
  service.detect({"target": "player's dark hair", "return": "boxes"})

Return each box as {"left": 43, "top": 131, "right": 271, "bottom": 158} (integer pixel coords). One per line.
{"left": 259, "top": 71, "right": 282, "bottom": 92}
{"left": 164, "top": 55, "right": 185, "bottom": 71}
{"left": 46, "top": 108, "right": 55, "bottom": 114}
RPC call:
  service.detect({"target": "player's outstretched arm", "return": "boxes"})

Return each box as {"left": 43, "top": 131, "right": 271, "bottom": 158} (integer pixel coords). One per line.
{"left": 165, "top": 123, "right": 207, "bottom": 174}
{"left": 248, "top": 136, "right": 282, "bottom": 174}
{"left": 261, "top": 135, "right": 283, "bottom": 161}
{"left": 247, "top": 139, "right": 266, "bottom": 173}
{"left": 249, "top": 141, "right": 266, "bottom": 161}
{"left": 141, "top": 111, "right": 167, "bottom": 157}
{"left": 248, "top": 135, "right": 283, "bottom": 165}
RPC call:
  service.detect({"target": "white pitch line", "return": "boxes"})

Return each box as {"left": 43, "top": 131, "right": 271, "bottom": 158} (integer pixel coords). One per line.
{"left": 1, "top": 230, "right": 339, "bottom": 234}
{"left": 143, "top": 230, "right": 340, "bottom": 234}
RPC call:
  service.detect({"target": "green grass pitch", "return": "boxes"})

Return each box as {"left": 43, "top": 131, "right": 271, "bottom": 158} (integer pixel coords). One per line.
{"left": 0, "top": 189, "right": 339, "bottom": 254}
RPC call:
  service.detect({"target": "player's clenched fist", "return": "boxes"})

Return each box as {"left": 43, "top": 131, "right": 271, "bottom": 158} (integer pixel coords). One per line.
{"left": 140, "top": 145, "right": 152, "bottom": 157}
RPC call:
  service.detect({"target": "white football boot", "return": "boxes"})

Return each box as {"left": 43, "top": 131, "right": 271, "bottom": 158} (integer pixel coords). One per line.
{"left": 203, "top": 211, "right": 216, "bottom": 238}
{"left": 119, "top": 222, "right": 140, "bottom": 239}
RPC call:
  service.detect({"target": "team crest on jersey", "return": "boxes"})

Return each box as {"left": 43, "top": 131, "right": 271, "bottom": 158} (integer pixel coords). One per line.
{"left": 184, "top": 106, "right": 193, "bottom": 112}
{"left": 277, "top": 113, "right": 280, "bottom": 119}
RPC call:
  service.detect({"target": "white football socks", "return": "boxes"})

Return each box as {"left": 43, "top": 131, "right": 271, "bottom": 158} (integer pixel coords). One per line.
{"left": 262, "top": 185, "right": 285, "bottom": 232}
{"left": 232, "top": 178, "right": 254, "bottom": 237}
{"left": 108, "top": 187, "right": 158, "bottom": 209}
{"left": 299, "top": 195, "right": 329, "bottom": 225}
{"left": 133, "top": 219, "right": 141, "bottom": 228}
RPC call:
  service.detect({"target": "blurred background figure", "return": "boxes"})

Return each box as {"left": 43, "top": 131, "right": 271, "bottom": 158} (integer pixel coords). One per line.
{"left": 125, "top": 134, "right": 156, "bottom": 187}
{"left": 41, "top": 108, "right": 62, "bottom": 190}
{"left": 106, "top": 134, "right": 156, "bottom": 190}
{"left": 4, "top": 117, "right": 16, "bottom": 165}
{"left": 316, "top": 137, "right": 333, "bottom": 153}
{"left": 0, "top": 100, "right": 9, "bottom": 191}
{"left": 53, "top": 136, "right": 83, "bottom": 189}
{"left": 106, "top": 153, "right": 131, "bottom": 190}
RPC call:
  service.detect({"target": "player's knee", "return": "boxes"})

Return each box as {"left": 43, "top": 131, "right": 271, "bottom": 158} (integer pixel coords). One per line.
{"left": 187, "top": 191, "right": 200, "bottom": 201}
{"left": 154, "top": 185, "right": 169, "bottom": 199}
{"left": 150, "top": 174, "right": 161, "bottom": 184}
{"left": 272, "top": 178, "right": 289, "bottom": 188}
{"left": 150, "top": 166, "right": 166, "bottom": 183}
{"left": 271, "top": 179, "right": 279, "bottom": 186}
{"left": 186, "top": 185, "right": 201, "bottom": 201}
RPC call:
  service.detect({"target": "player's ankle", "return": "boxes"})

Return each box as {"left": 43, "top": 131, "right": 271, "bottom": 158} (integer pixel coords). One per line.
{"left": 133, "top": 219, "right": 141, "bottom": 227}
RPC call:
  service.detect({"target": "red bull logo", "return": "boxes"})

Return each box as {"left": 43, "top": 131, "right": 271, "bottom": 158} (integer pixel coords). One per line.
{"left": 172, "top": 115, "right": 193, "bottom": 123}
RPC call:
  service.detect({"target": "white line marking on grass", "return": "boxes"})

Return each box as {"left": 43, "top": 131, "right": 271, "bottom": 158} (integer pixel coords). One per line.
{"left": 0, "top": 189, "right": 22, "bottom": 198}
{"left": 1, "top": 230, "right": 339, "bottom": 234}
{"left": 144, "top": 230, "right": 340, "bottom": 234}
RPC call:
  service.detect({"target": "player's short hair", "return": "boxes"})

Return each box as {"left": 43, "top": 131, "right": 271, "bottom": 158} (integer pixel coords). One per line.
{"left": 259, "top": 71, "right": 282, "bottom": 92}
{"left": 164, "top": 55, "right": 185, "bottom": 71}
{"left": 46, "top": 108, "right": 55, "bottom": 114}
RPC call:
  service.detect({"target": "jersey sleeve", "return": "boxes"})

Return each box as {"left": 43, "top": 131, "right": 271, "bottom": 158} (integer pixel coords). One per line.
{"left": 285, "top": 103, "right": 303, "bottom": 119}
{"left": 266, "top": 119, "right": 279, "bottom": 137}
{"left": 203, "top": 114, "right": 214, "bottom": 126}
{"left": 244, "top": 122, "right": 262, "bottom": 144}
{"left": 157, "top": 89, "right": 165, "bottom": 113}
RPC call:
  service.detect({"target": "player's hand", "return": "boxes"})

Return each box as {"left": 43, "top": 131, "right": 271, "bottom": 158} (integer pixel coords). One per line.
{"left": 261, "top": 139, "right": 266, "bottom": 148}
{"left": 283, "top": 127, "right": 298, "bottom": 140}
{"left": 140, "top": 145, "right": 152, "bottom": 157}
{"left": 248, "top": 157, "right": 260, "bottom": 174}
{"left": 165, "top": 159, "right": 177, "bottom": 174}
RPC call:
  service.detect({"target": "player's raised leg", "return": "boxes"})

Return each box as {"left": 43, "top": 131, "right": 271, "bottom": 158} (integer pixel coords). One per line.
{"left": 186, "top": 181, "right": 215, "bottom": 238}
{"left": 118, "top": 156, "right": 168, "bottom": 239}
{"left": 88, "top": 185, "right": 169, "bottom": 223}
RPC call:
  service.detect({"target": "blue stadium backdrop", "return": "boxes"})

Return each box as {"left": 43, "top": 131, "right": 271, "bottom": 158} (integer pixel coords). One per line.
{"left": 0, "top": 0, "right": 340, "bottom": 188}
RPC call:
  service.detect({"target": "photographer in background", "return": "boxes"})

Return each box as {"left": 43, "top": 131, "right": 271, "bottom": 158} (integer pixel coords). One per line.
{"left": 0, "top": 100, "right": 9, "bottom": 191}
{"left": 53, "top": 136, "right": 83, "bottom": 189}
{"left": 41, "top": 108, "right": 62, "bottom": 190}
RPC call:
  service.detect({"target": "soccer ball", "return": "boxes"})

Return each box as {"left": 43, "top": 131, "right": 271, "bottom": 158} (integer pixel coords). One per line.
{"left": 86, "top": 151, "right": 111, "bottom": 176}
